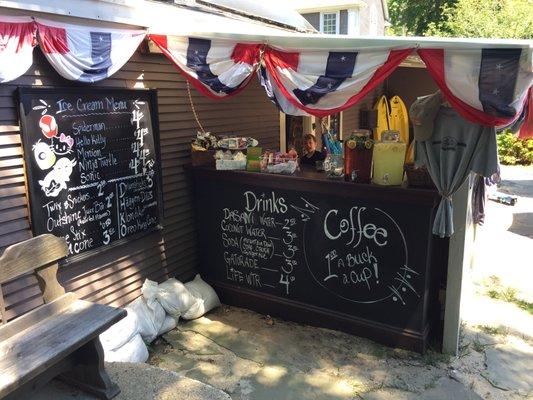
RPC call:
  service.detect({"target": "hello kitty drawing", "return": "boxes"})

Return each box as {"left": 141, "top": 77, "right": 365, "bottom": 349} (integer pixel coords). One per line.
{"left": 38, "top": 157, "right": 77, "bottom": 197}
{"left": 51, "top": 133, "right": 74, "bottom": 155}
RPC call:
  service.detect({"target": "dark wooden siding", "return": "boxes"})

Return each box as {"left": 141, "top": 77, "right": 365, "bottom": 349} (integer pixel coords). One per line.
{"left": 385, "top": 67, "right": 438, "bottom": 110}
{"left": 0, "top": 48, "right": 280, "bottom": 322}
{"left": 342, "top": 86, "right": 383, "bottom": 138}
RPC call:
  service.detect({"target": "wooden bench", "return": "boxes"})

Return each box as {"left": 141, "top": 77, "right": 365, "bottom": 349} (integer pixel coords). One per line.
{"left": 0, "top": 234, "right": 126, "bottom": 399}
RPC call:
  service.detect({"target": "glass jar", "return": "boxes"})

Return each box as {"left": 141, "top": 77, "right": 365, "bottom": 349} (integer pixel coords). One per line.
{"left": 324, "top": 154, "right": 344, "bottom": 179}
{"left": 344, "top": 129, "right": 373, "bottom": 183}
{"left": 372, "top": 130, "right": 406, "bottom": 186}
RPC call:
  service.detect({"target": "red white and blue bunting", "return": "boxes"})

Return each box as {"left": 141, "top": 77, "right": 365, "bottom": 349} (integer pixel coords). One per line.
{"left": 149, "top": 34, "right": 260, "bottom": 99}
{"left": 0, "top": 15, "right": 531, "bottom": 129}
{"left": 35, "top": 19, "right": 145, "bottom": 83}
{"left": 262, "top": 46, "right": 413, "bottom": 117}
{"left": 0, "top": 16, "right": 35, "bottom": 83}
{"left": 418, "top": 48, "right": 533, "bottom": 127}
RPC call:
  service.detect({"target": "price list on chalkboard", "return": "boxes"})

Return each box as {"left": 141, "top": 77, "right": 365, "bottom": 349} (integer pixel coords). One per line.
{"left": 222, "top": 191, "right": 302, "bottom": 295}
{"left": 19, "top": 88, "right": 162, "bottom": 258}
{"left": 195, "top": 178, "right": 433, "bottom": 330}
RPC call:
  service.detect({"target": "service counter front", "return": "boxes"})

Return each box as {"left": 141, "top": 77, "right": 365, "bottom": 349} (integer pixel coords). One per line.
{"left": 187, "top": 166, "right": 449, "bottom": 353}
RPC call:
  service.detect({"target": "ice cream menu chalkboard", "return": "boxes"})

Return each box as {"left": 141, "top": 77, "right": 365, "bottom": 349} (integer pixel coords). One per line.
{"left": 18, "top": 87, "right": 162, "bottom": 258}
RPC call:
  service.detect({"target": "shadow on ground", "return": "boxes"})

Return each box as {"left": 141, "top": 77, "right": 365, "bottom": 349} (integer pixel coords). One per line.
{"left": 148, "top": 305, "right": 532, "bottom": 400}
{"left": 508, "top": 212, "right": 533, "bottom": 238}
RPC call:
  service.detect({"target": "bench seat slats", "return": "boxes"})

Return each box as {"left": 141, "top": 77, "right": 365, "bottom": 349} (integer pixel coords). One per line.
{"left": 0, "top": 299, "right": 125, "bottom": 396}
{"left": 0, "top": 293, "right": 77, "bottom": 342}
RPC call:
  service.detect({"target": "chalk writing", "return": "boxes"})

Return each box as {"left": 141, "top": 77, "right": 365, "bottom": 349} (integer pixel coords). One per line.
{"left": 20, "top": 88, "right": 161, "bottom": 257}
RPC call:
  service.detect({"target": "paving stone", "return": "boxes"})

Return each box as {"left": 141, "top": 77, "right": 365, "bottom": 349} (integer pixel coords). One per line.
{"left": 483, "top": 338, "right": 533, "bottom": 393}
{"left": 233, "top": 368, "right": 358, "bottom": 400}
{"left": 32, "top": 362, "right": 231, "bottom": 400}
{"left": 359, "top": 388, "right": 417, "bottom": 400}
{"left": 421, "top": 377, "right": 483, "bottom": 400}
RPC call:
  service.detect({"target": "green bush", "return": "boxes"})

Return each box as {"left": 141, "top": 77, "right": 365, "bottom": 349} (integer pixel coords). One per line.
{"left": 497, "top": 131, "right": 533, "bottom": 165}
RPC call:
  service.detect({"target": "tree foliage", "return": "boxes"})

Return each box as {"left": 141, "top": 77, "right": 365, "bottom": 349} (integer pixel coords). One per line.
{"left": 497, "top": 132, "right": 533, "bottom": 165}
{"left": 388, "top": 0, "right": 456, "bottom": 36}
{"left": 426, "top": 0, "right": 533, "bottom": 39}
{"left": 389, "top": 0, "right": 533, "bottom": 39}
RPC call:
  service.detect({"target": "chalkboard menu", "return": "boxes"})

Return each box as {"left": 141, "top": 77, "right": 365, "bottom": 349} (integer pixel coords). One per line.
{"left": 18, "top": 87, "right": 162, "bottom": 258}
{"left": 193, "top": 171, "right": 439, "bottom": 336}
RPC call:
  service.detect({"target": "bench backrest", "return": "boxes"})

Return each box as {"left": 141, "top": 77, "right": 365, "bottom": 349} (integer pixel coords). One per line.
{"left": 0, "top": 234, "right": 69, "bottom": 324}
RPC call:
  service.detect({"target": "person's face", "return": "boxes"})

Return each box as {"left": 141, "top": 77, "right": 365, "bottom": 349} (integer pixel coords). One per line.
{"left": 305, "top": 139, "right": 316, "bottom": 152}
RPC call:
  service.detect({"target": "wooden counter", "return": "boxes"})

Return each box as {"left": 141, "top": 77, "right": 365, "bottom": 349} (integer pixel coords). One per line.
{"left": 187, "top": 165, "right": 448, "bottom": 353}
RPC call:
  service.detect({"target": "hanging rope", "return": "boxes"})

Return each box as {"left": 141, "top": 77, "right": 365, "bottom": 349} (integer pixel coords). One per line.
{"left": 186, "top": 81, "right": 206, "bottom": 134}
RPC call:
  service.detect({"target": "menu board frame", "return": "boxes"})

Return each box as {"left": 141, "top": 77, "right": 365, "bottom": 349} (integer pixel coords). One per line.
{"left": 18, "top": 86, "right": 164, "bottom": 263}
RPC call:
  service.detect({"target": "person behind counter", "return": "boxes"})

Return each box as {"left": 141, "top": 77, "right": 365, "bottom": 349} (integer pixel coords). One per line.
{"left": 300, "top": 134, "right": 325, "bottom": 166}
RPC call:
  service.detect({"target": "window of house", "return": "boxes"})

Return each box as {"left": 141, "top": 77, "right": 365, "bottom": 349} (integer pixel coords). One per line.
{"left": 320, "top": 12, "right": 339, "bottom": 34}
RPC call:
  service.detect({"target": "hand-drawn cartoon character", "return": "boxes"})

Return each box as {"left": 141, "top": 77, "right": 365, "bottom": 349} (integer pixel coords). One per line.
{"left": 38, "top": 157, "right": 77, "bottom": 197}
{"left": 33, "top": 140, "right": 56, "bottom": 170}
{"left": 39, "top": 115, "right": 58, "bottom": 139}
{"left": 51, "top": 133, "right": 74, "bottom": 155}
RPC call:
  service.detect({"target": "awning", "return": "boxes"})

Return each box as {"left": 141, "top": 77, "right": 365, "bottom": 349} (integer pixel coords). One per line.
{"left": 0, "top": 3, "right": 532, "bottom": 128}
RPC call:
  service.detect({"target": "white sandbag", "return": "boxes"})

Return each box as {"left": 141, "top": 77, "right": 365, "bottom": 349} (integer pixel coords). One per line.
{"left": 156, "top": 278, "right": 196, "bottom": 319}
{"left": 99, "top": 309, "right": 139, "bottom": 352}
{"left": 182, "top": 274, "right": 221, "bottom": 320}
{"left": 126, "top": 280, "right": 166, "bottom": 343}
{"left": 158, "top": 314, "right": 177, "bottom": 336}
{"left": 104, "top": 333, "right": 148, "bottom": 363}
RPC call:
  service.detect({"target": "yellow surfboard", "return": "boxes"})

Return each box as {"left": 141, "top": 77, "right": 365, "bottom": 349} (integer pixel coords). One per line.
{"left": 405, "top": 140, "right": 415, "bottom": 164}
{"left": 373, "top": 95, "right": 390, "bottom": 141}
{"left": 389, "top": 95, "right": 409, "bottom": 144}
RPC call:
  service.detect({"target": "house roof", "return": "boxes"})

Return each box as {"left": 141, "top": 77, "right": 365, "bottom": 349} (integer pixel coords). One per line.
{"left": 192, "top": 0, "right": 316, "bottom": 32}
{"left": 0, "top": 0, "right": 308, "bottom": 34}
{"left": 289, "top": 0, "right": 368, "bottom": 13}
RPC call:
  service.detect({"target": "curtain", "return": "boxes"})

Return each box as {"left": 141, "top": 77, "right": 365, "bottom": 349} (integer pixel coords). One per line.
{"left": 415, "top": 96, "right": 499, "bottom": 237}
{"left": 0, "top": 16, "right": 35, "bottom": 83}
{"left": 149, "top": 34, "right": 260, "bottom": 99}
{"left": 262, "top": 46, "right": 413, "bottom": 117}
{"left": 35, "top": 18, "right": 145, "bottom": 83}
{"left": 418, "top": 48, "right": 532, "bottom": 128}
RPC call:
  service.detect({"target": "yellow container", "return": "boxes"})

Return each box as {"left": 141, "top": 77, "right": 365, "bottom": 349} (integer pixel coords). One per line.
{"left": 372, "top": 131, "right": 406, "bottom": 186}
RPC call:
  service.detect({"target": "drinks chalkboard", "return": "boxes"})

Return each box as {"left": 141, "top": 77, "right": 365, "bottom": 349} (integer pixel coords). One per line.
{"left": 191, "top": 169, "right": 444, "bottom": 350}
{"left": 18, "top": 87, "right": 162, "bottom": 259}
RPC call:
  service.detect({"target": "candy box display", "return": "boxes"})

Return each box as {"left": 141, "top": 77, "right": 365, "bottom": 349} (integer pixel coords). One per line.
{"left": 215, "top": 150, "right": 247, "bottom": 170}
{"left": 247, "top": 147, "right": 262, "bottom": 172}
{"left": 261, "top": 151, "right": 298, "bottom": 175}
{"left": 218, "top": 136, "right": 258, "bottom": 150}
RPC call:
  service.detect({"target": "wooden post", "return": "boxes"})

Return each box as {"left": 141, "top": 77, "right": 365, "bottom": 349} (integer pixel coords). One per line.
{"left": 442, "top": 177, "right": 474, "bottom": 354}
{"left": 279, "top": 112, "right": 286, "bottom": 152}
{"left": 311, "top": 116, "right": 322, "bottom": 151}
